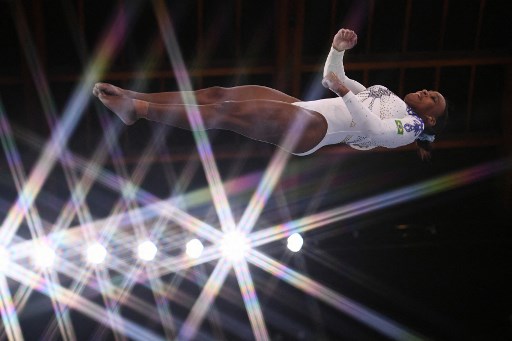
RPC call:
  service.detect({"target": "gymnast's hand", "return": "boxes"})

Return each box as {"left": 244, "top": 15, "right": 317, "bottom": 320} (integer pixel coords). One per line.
{"left": 332, "top": 28, "right": 358, "bottom": 52}
{"left": 322, "top": 72, "right": 350, "bottom": 97}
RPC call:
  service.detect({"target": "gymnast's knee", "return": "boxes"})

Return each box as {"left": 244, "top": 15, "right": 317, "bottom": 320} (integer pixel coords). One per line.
{"left": 200, "top": 86, "right": 230, "bottom": 103}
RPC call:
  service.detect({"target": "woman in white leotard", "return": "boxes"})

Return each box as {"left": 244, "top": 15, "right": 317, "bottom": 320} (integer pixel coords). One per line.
{"left": 93, "top": 29, "right": 447, "bottom": 159}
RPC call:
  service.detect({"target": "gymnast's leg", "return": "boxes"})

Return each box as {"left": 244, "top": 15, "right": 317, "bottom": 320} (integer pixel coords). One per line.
{"left": 96, "top": 93, "right": 326, "bottom": 154}
{"left": 93, "top": 83, "right": 300, "bottom": 105}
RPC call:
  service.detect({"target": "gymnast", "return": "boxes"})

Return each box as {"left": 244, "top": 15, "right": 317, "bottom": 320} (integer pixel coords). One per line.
{"left": 93, "top": 28, "right": 448, "bottom": 159}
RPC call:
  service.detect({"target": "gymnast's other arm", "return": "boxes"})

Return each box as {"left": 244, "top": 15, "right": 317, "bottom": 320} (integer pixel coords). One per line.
{"left": 322, "top": 73, "right": 420, "bottom": 148}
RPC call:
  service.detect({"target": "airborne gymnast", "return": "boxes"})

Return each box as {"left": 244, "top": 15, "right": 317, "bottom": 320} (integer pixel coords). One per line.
{"left": 94, "top": 28, "right": 447, "bottom": 159}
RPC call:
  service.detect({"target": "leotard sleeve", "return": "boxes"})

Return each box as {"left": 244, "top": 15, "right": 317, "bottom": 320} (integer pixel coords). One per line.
{"left": 342, "top": 91, "right": 424, "bottom": 148}
{"left": 324, "top": 47, "right": 366, "bottom": 95}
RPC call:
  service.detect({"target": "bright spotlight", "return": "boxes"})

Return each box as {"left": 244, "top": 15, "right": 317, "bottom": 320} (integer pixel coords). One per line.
{"left": 86, "top": 242, "right": 107, "bottom": 264}
{"left": 137, "top": 240, "right": 157, "bottom": 261}
{"left": 33, "top": 244, "right": 56, "bottom": 269}
{"left": 287, "top": 233, "right": 303, "bottom": 252}
{"left": 186, "top": 239, "right": 204, "bottom": 259}
{"left": 0, "top": 247, "right": 8, "bottom": 272}
{"left": 221, "top": 231, "right": 250, "bottom": 262}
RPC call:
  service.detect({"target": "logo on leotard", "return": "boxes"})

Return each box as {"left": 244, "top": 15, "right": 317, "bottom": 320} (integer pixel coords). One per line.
{"left": 395, "top": 120, "right": 404, "bottom": 135}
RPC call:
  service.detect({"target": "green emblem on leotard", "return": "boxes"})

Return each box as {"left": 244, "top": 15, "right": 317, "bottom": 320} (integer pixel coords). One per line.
{"left": 395, "top": 120, "right": 404, "bottom": 135}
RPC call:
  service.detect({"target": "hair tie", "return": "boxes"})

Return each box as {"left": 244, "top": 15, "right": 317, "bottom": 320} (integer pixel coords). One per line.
{"left": 417, "top": 133, "right": 435, "bottom": 143}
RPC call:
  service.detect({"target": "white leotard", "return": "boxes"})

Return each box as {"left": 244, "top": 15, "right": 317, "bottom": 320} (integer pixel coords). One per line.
{"left": 292, "top": 48, "right": 424, "bottom": 156}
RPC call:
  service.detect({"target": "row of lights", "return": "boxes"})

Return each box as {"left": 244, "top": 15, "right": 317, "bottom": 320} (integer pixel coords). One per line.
{"left": 0, "top": 233, "right": 304, "bottom": 270}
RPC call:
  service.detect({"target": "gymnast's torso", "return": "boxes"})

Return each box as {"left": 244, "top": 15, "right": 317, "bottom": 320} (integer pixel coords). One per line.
{"left": 292, "top": 85, "right": 423, "bottom": 155}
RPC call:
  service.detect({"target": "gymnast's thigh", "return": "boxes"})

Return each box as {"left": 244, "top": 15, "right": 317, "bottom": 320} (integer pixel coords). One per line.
{"left": 226, "top": 85, "right": 300, "bottom": 103}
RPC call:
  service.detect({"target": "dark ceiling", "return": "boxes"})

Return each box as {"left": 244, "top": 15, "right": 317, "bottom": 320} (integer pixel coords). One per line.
{"left": 1, "top": 0, "right": 511, "bottom": 340}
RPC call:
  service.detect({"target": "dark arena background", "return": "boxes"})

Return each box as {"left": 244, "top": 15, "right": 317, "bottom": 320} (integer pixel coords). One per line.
{"left": 1, "top": 1, "right": 511, "bottom": 340}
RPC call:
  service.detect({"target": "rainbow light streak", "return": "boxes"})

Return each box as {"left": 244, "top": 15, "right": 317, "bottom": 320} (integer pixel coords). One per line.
{"left": 233, "top": 261, "right": 269, "bottom": 341}
{"left": 238, "top": 109, "right": 313, "bottom": 235}
{"left": 238, "top": 147, "right": 291, "bottom": 234}
{"left": 49, "top": 123, "right": 122, "bottom": 237}
{"left": 94, "top": 268, "right": 130, "bottom": 340}
{"left": 152, "top": 200, "right": 224, "bottom": 242}
{"left": 95, "top": 112, "right": 149, "bottom": 243}
{"left": 301, "top": 164, "right": 340, "bottom": 215}
{"left": 43, "top": 271, "right": 77, "bottom": 341}
{"left": 0, "top": 101, "right": 47, "bottom": 245}
{"left": 153, "top": 0, "right": 236, "bottom": 233}
{"left": 0, "top": 238, "right": 54, "bottom": 339}
{"left": 0, "top": 278, "right": 32, "bottom": 340}
{"left": 250, "top": 158, "right": 512, "bottom": 248}
{"left": 0, "top": 4, "right": 130, "bottom": 246}
{"left": 0, "top": 275, "right": 23, "bottom": 341}
{"left": 156, "top": 245, "right": 223, "bottom": 277}
{"left": 247, "top": 250, "right": 425, "bottom": 341}
{"left": 144, "top": 265, "right": 177, "bottom": 340}
{"left": 178, "top": 258, "right": 232, "bottom": 341}
{"left": 4, "top": 262, "right": 164, "bottom": 341}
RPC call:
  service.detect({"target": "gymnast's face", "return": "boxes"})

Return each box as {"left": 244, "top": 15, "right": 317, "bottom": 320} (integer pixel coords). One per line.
{"left": 404, "top": 90, "right": 446, "bottom": 127}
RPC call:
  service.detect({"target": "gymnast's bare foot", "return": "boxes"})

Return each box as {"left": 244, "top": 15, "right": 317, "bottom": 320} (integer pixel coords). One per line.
{"left": 97, "top": 93, "right": 139, "bottom": 125}
{"left": 93, "top": 82, "right": 128, "bottom": 98}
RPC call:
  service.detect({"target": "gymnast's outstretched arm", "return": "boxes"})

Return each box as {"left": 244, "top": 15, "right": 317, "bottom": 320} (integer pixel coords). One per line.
{"left": 324, "top": 28, "right": 366, "bottom": 95}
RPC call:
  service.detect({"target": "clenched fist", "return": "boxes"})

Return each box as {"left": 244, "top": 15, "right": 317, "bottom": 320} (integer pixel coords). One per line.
{"left": 332, "top": 28, "right": 358, "bottom": 52}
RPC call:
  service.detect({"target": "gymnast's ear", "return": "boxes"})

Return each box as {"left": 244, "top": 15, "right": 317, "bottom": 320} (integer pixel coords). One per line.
{"left": 425, "top": 115, "right": 437, "bottom": 127}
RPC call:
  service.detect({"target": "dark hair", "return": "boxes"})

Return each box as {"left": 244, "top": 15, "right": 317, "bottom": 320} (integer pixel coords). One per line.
{"left": 416, "top": 100, "right": 450, "bottom": 161}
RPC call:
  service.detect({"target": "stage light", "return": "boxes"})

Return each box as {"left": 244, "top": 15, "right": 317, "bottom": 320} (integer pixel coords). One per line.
{"left": 0, "top": 247, "right": 8, "bottom": 272}
{"left": 287, "top": 233, "right": 303, "bottom": 252}
{"left": 186, "top": 239, "right": 204, "bottom": 259}
{"left": 33, "top": 243, "right": 56, "bottom": 269}
{"left": 137, "top": 240, "right": 157, "bottom": 261}
{"left": 221, "top": 231, "right": 250, "bottom": 262}
{"left": 86, "top": 242, "right": 107, "bottom": 264}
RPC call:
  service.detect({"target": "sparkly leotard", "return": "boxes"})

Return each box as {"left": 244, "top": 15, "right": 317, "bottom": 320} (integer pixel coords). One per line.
{"left": 292, "top": 48, "right": 424, "bottom": 156}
